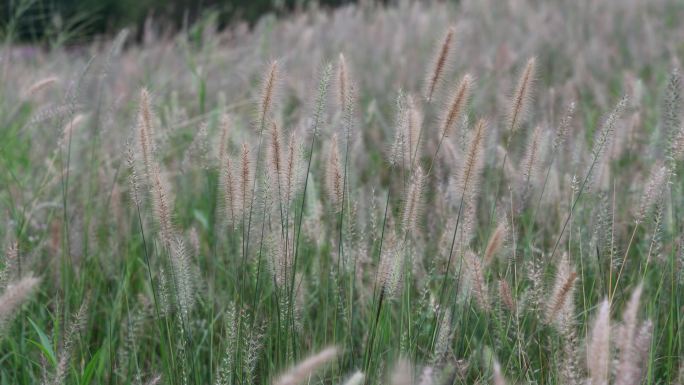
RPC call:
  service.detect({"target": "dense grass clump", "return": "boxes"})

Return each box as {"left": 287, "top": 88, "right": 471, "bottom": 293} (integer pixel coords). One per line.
{"left": 1, "top": 1, "right": 684, "bottom": 384}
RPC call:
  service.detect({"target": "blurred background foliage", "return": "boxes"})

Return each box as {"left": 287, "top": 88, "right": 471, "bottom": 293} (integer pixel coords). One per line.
{"left": 1, "top": 0, "right": 354, "bottom": 44}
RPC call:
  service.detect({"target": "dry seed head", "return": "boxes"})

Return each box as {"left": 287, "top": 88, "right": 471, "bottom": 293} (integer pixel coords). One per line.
{"left": 378, "top": 231, "right": 401, "bottom": 298}
{"left": 0, "top": 275, "right": 40, "bottom": 327}
{"left": 526, "top": 257, "right": 544, "bottom": 312}
{"left": 402, "top": 167, "right": 425, "bottom": 234}
{"left": 390, "top": 358, "right": 414, "bottom": 385}
{"left": 137, "top": 88, "right": 155, "bottom": 176}
{"left": 432, "top": 309, "right": 453, "bottom": 363}
{"left": 310, "top": 63, "right": 333, "bottom": 136}
{"left": 615, "top": 284, "right": 646, "bottom": 385}
{"left": 424, "top": 27, "right": 455, "bottom": 102}
{"left": 29, "top": 103, "right": 74, "bottom": 126}
{"left": 630, "top": 320, "right": 653, "bottom": 381}
{"left": 342, "top": 371, "right": 365, "bottom": 385}
{"left": 269, "top": 121, "right": 284, "bottom": 201}
{"left": 259, "top": 61, "right": 279, "bottom": 128}
{"left": 325, "top": 134, "right": 343, "bottom": 212}
{"left": 465, "top": 250, "right": 490, "bottom": 312}
{"left": 507, "top": 57, "right": 536, "bottom": 132}
{"left": 439, "top": 73, "right": 472, "bottom": 138}
{"left": 389, "top": 91, "right": 410, "bottom": 167}
{"left": 24, "top": 76, "right": 59, "bottom": 97}
{"left": 240, "top": 143, "right": 252, "bottom": 217}
{"left": 669, "top": 125, "right": 684, "bottom": 166}
{"left": 587, "top": 299, "right": 611, "bottom": 385}
{"left": 484, "top": 218, "right": 508, "bottom": 266}
{"left": 636, "top": 163, "right": 668, "bottom": 224}
{"left": 591, "top": 96, "right": 628, "bottom": 159}
{"left": 126, "top": 142, "right": 142, "bottom": 209}
{"left": 552, "top": 101, "right": 576, "bottom": 151}
{"left": 0, "top": 241, "right": 19, "bottom": 289}
{"left": 498, "top": 279, "right": 515, "bottom": 313}
{"left": 220, "top": 148, "right": 238, "bottom": 226}
{"left": 545, "top": 255, "right": 577, "bottom": 324}
{"left": 170, "top": 236, "right": 195, "bottom": 317}
{"left": 244, "top": 325, "right": 265, "bottom": 385}
{"left": 268, "top": 231, "right": 291, "bottom": 289}
{"left": 520, "top": 125, "right": 543, "bottom": 190}
{"left": 216, "top": 303, "right": 238, "bottom": 385}
{"left": 452, "top": 199, "right": 477, "bottom": 256}
{"left": 150, "top": 164, "right": 174, "bottom": 247}
{"left": 665, "top": 68, "right": 683, "bottom": 164}
{"left": 493, "top": 359, "right": 508, "bottom": 385}
{"left": 60, "top": 113, "right": 85, "bottom": 147}
{"left": 54, "top": 299, "right": 89, "bottom": 385}
{"left": 406, "top": 96, "right": 422, "bottom": 162}
{"left": 284, "top": 133, "right": 301, "bottom": 208}
{"left": 272, "top": 346, "right": 338, "bottom": 385}
{"left": 336, "top": 53, "right": 348, "bottom": 112}
{"left": 457, "top": 119, "right": 487, "bottom": 200}
{"left": 418, "top": 366, "right": 434, "bottom": 385}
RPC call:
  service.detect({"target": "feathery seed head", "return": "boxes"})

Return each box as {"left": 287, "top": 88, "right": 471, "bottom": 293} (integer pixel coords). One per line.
{"left": 591, "top": 96, "right": 628, "bottom": 159}
{"left": 259, "top": 61, "right": 279, "bottom": 128}
{"left": 484, "top": 218, "right": 508, "bottom": 266}
{"left": 545, "top": 254, "right": 577, "bottom": 325}
{"left": 507, "top": 57, "right": 536, "bottom": 132}
{"left": 272, "top": 346, "right": 338, "bottom": 385}
{"left": 390, "top": 358, "right": 414, "bottom": 385}
{"left": 519, "top": 125, "right": 543, "bottom": 193}
{"left": 457, "top": 119, "right": 487, "bottom": 200}
{"left": 424, "top": 27, "right": 455, "bottom": 102}
{"left": 150, "top": 164, "right": 174, "bottom": 247}
{"left": 342, "top": 371, "right": 365, "bottom": 385}
{"left": 465, "top": 250, "right": 490, "bottom": 312}
{"left": 664, "top": 68, "right": 683, "bottom": 167}
{"left": 0, "top": 241, "right": 19, "bottom": 289}
{"left": 636, "top": 163, "right": 668, "bottom": 224}
{"left": 440, "top": 73, "right": 472, "bottom": 138}
{"left": 0, "top": 275, "right": 40, "bottom": 328}
{"left": 24, "top": 76, "right": 59, "bottom": 98}
{"left": 615, "top": 284, "right": 648, "bottom": 385}
{"left": 170, "top": 236, "right": 195, "bottom": 318}
{"left": 378, "top": 231, "right": 401, "bottom": 298}
{"left": 498, "top": 279, "right": 516, "bottom": 313}
{"left": 587, "top": 299, "right": 611, "bottom": 385}
{"left": 137, "top": 88, "right": 155, "bottom": 176}
{"left": 552, "top": 101, "right": 576, "bottom": 151}
{"left": 240, "top": 143, "right": 252, "bottom": 216}
{"left": 126, "top": 141, "right": 142, "bottom": 209}
{"left": 402, "top": 167, "right": 425, "bottom": 234}
{"left": 220, "top": 150, "right": 238, "bottom": 227}
{"left": 406, "top": 95, "right": 423, "bottom": 163}
{"left": 325, "top": 134, "right": 343, "bottom": 212}
{"left": 337, "top": 53, "right": 348, "bottom": 112}
{"left": 493, "top": 358, "right": 508, "bottom": 385}
{"left": 284, "top": 133, "right": 301, "bottom": 208}
{"left": 269, "top": 121, "right": 284, "bottom": 198}
{"left": 432, "top": 309, "right": 453, "bottom": 363}
{"left": 418, "top": 367, "right": 434, "bottom": 385}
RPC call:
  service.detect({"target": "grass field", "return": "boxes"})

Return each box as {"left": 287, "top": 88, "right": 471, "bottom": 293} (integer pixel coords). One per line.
{"left": 1, "top": 0, "right": 683, "bottom": 384}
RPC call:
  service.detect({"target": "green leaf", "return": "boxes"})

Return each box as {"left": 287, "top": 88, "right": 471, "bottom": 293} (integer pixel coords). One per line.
{"left": 27, "top": 317, "right": 56, "bottom": 367}
{"left": 193, "top": 209, "right": 209, "bottom": 230}
{"left": 79, "top": 347, "right": 103, "bottom": 385}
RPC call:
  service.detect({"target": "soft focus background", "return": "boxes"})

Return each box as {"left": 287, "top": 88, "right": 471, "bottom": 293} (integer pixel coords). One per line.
{"left": 1, "top": 0, "right": 349, "bottom": 43}
{"left": 1, "top": 0, "right": 684, "bottom": 384}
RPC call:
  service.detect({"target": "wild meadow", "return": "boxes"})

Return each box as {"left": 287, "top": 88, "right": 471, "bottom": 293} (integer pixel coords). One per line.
{"left": 1, "top": 0, "right": 683, "bottom": 384}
